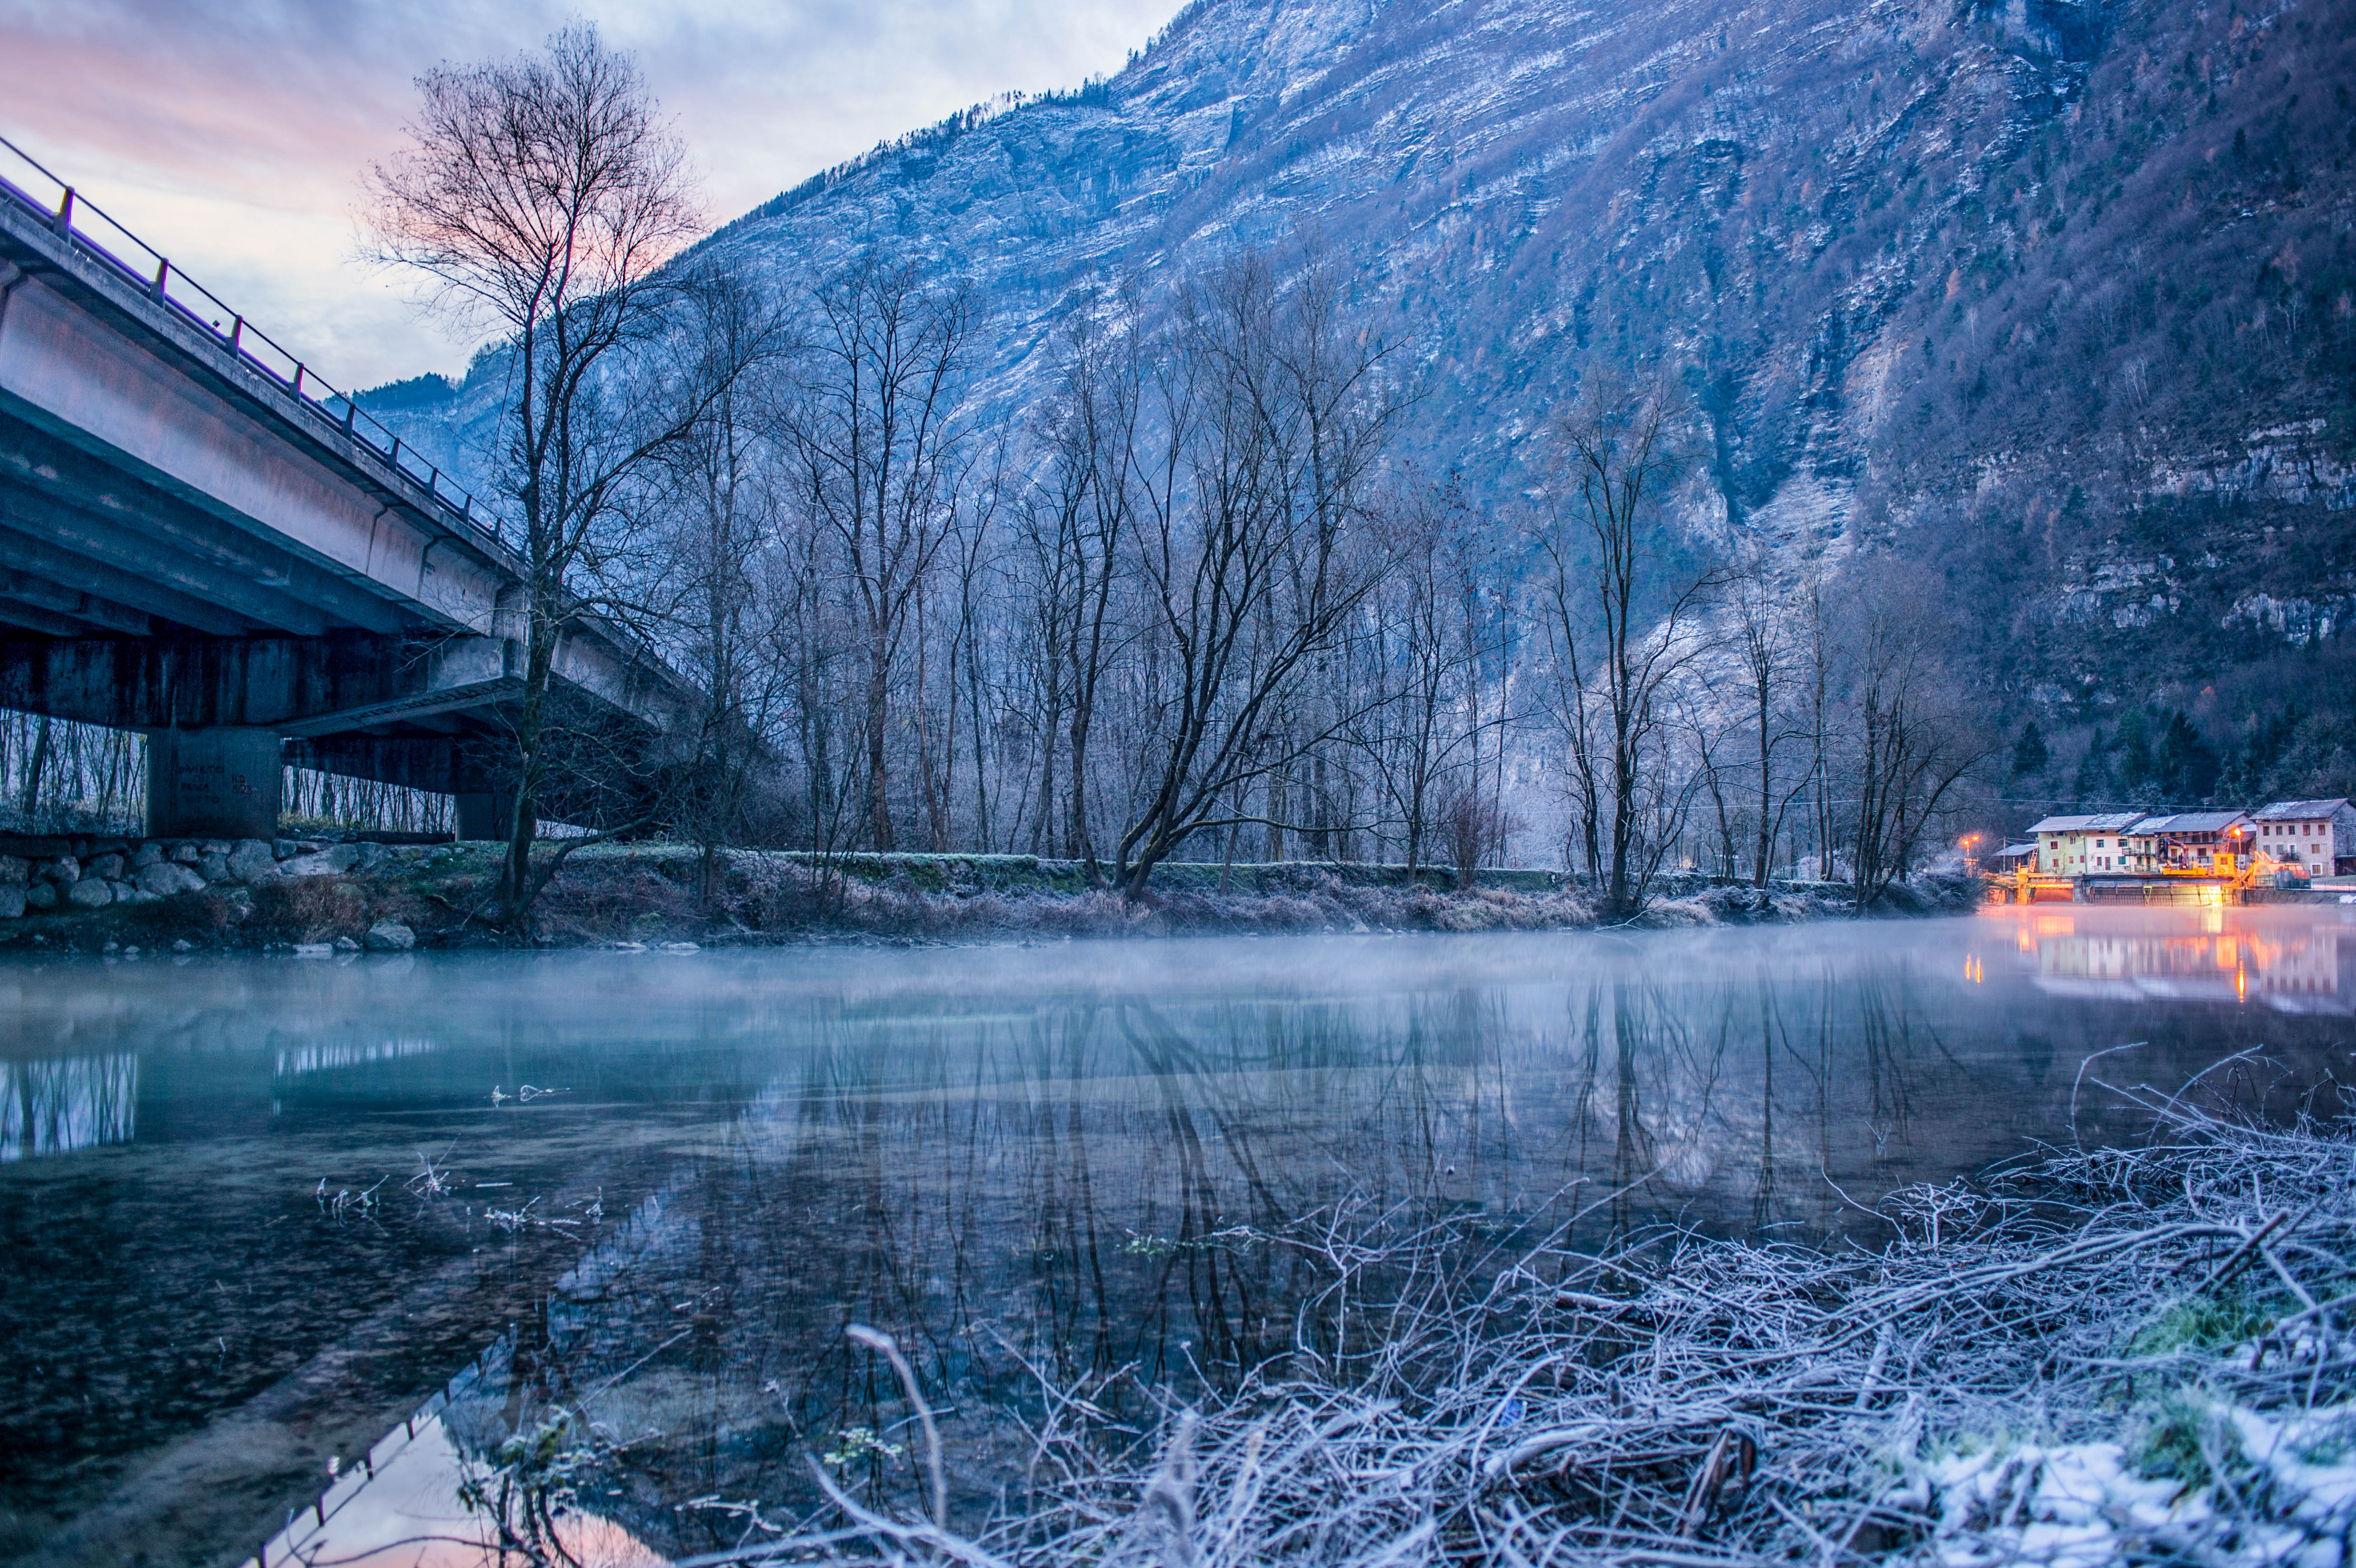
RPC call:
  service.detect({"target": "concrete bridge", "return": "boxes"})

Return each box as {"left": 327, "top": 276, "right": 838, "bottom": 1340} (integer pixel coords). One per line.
{"left": 0, "top": 138, "right": 695, "bottom": 839}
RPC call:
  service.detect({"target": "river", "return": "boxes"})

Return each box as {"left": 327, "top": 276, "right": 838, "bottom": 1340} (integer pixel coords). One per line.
{"left": 1, "top": 905, "right": 2350, "bottom": 1566}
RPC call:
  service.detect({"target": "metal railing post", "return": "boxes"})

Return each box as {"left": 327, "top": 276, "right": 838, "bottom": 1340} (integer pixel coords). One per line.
{"left": 227, "top": 316, "right": 244, "bottom": 355}
{"left": 52, "top": 187, "right": 72, "bottom": 236}
{"left": 152, "top": 258, "right": 169, "bottom": 301}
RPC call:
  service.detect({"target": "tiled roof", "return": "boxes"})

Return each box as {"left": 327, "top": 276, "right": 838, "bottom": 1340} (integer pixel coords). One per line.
{"left": 2133, "top": 810, "right": 2248, "bottom": 834}
{"left": 2028, "top": 813, "right": 2145, "bottom": 834}
{"left": 2254, "top": 799, "right": 2350, "bottom": 821}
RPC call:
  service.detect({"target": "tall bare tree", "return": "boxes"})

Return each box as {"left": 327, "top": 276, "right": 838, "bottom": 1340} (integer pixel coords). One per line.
{"left": 653, "top": 266, "right": 793, "bottom": 906}
{"left": 1110, "top": 255, "right": 1400, "bottom": 895}
{"left": 782, "top": 257, "right": 972, "bottom": 852}
{"left": 1017, "top": 312, "right": 1142, "bottom": 871}
{"left": 367, "top": 25, "right": 751, "bottom": 929}
{"left": 1723, "top": 541, "right": 1815, "bottom": 886}
{"left": 1842, "top": 572, "right": 1992, "bottom": 906}
{"left": 1363, "top": 479, "right": 1498, "bottom": 878}
{"left": 1535, "top": 372, "right": 1712, "bottom": 917}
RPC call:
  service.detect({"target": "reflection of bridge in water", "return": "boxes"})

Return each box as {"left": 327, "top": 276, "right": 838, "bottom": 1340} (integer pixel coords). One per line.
{"left": 1976, "top": 909, "right": 2352, "bottom": 1013}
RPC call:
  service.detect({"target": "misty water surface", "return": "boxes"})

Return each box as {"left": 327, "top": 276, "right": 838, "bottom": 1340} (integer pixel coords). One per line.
{"left": 2, "top": 908, "right": 2352, "bottom": 1567}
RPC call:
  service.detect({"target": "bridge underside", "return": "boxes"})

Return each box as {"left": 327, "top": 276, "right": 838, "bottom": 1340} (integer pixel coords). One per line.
{"left": 0, "top": 633, "right": 672, "bottom": 839}
{"left": 0, "top": 186, "right": 704, "bottom": 840}
{"left": 0, "top": 405, "right": 423, "bottom": 640}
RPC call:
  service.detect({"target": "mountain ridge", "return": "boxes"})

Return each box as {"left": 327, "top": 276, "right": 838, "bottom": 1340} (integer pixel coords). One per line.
{"left": 376, "top": 0, "right": 2356, "bottom": 792}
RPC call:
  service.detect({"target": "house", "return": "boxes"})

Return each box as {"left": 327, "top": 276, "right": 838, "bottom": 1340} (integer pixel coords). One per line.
{"left": 2123, "top": 810, "right": 2254, "bottom": 873}
{"left": 2026, "top": 813, "right": 2147, "bottom": 875}
{"left": 2252, "top": 800, "right": 2356, "bottom": 878}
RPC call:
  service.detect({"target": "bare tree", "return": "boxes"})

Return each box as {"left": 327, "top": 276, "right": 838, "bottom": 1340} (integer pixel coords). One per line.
{"left": 1535, "top": 372, "right": 1713, "bottom": 917}
{"left": 1840, "top": 572, "right": 1993, "bottom": 906}
{"left": 652, "top": 266, "right": 793, "bottom": 907}
{"left": 1110, "top": 254, "right": 1400, "bottom": 895}
{"left": 1362, "top": 479, "right": 1501, "bottom": 878}
{"left": 1021, "top": 312, "right": 1142, "bottom": 873}
{"left": 1724, "top": 541, "right": 1815, "bottom": 887}
{"left": 367, "top": 25, "right": 750, "bottom": 930}
{"left": 782, "top": 257, "right": 972, "bottom": 852}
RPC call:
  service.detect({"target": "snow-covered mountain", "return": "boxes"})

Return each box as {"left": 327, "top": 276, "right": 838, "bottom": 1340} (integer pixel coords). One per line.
{"left": 381, "top": 0, "right": 2356, "bottom": 726}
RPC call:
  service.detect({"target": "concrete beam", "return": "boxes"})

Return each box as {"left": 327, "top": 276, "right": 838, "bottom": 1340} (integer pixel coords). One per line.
{"left": 287, "top": 735, "right": 461, "bottom": 794}
{"left": 0, "top": 415, "right": 413, "bottom": 634}
{"left": 0, "top": 475, "right": 333, "bottom": 635}
{"left": 0, "top": 599, "right": 89, "bottom": 637}
{"left": 0, "top": 520, "right": 252, "bottom": 635}
{"left": 0, "top": 564, "right": 154, "bottom": 635}
{"left": 0, "top": 630, "right": 678, "bottom": 753}
{"left": 0, "top": 248, "right": 513, "bottom": 635}
{"left": 0, "top": 633, "right": 457, "bottom": 729}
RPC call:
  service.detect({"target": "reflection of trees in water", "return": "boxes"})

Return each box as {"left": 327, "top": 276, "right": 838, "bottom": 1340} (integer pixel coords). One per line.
{"left": 445, "top": 965, "right": 2009, "bottom": 1556}
{"left": 0, "top": 1053, "right": 136, "bottom": 1161}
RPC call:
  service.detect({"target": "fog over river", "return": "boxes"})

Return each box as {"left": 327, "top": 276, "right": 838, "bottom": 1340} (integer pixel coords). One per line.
{"left": 2, "top": 909, "right": 2351, "bottom": 1566}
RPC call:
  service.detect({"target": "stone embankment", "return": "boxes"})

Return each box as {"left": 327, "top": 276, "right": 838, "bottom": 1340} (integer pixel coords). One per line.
{"left": 0, "top": 831, "right": 428, "bottom": 951}
{"left": 0, "top": 838, "right": 1982, "bottom": 951}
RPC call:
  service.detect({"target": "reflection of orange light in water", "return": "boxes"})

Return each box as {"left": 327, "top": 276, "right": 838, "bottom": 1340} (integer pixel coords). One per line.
{"left": 2237, "top": 968, "right": 2248, "bottom": 1003}
{"left": 2017, "top": 926, "right": 2038, "bottom": 953}
{"left": 2035, "top": 916, "right": 2076, "bottom": 936}
{"left": 1965, "top": 955, "right": 1985, "bottom": 984}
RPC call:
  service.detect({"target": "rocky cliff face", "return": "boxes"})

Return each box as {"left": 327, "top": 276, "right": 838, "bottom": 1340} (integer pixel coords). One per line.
{"left": 383, "top": 0, "right": 2356, "bottom": 737}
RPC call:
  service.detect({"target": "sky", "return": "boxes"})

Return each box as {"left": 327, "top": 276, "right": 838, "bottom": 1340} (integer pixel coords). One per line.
{"left": 0, "top": 0, "right": 1179, "bottom": 389}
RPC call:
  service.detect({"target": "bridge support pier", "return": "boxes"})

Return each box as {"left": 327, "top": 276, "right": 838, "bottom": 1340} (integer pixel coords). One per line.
{"left": 146, "top": 727, "right": 282, "bottom": 841}
{"left": 452, "top": 744, "right": 516, "bottom": 842}
{"left": 454, "top": 785, "right": 518, "bottom": 843}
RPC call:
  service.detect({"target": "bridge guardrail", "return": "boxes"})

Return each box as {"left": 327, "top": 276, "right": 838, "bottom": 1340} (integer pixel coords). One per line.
{"left": 0, "top": 132, "right": 510, "bottom": 556}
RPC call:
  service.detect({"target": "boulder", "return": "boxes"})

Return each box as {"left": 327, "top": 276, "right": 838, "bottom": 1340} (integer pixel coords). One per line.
{"left": 326, "top": 844, "right": 362, "bottom": 873}
{"left": 363, "top": 920, "right": 416, "bottom": 952}
{"left": 197, "top": 853, "right": 231, "bottom": 883}
{"left": 0, "top": 855, "right": 24, "bottom": 885}
{"left": 334, "top": 936, "right": 361, "bottom": 953}
{"left": 272, "top": 839, "right": 298, "bottom": 860}
{"left": 228, "top": 841, "right": 278, "bottom": 884}
{"left": 114, "top": 881, "right": 161, "bottom": 906}
{"left": 132, "top": 843, "right": 164, "bottom": 869}
{"left": 170, "top": 843, "right": 201, "bottom": 864}
{"left": 200, "top": 840, "right": 232, "bottom": 857}
{"left": 135, "top": 861, "right": 207, "bottom": 898}
{"left": 65, "top": 878, "right": 113, "bottom": 910}
{"left": 87, "top": 854, "right": 125, "bottom": 880}
{"left": 0, "top": 885, "right": 22, "bottom": 919}
{"left": 46, "top": 856, "right": 79, "bottom": 885}
{"left": 23, "top": 882, "right": 56, "bottom": 911}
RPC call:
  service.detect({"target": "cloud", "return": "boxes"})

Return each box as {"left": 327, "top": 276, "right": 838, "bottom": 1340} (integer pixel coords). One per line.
{"left": 0, "top": 0, "right": 1176, "bottom": 385}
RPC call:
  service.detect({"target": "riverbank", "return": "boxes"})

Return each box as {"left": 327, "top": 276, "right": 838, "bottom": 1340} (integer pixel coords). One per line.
{"left": 0, "top": 834, "right": 1984, "bottom": 951}
{"left": 697, "top": 1091, "right": 2356, "bottom": 1567}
